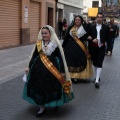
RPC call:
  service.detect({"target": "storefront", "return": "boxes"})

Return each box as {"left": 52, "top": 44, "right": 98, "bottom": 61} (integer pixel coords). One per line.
{"left": 0, "top": 0, "right": 56, "bottom": 49}
{"left": 29, "top": 1, "right": 41, "bottom": 43}
{"left": 0, "top": 0, "right": 21, "bottom": 48}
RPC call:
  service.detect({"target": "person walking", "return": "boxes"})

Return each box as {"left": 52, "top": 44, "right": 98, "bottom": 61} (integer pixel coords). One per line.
{"left": 62, "top": 15, "right": 93, "bottom": 84}
{"left": 106, "top": 18, "right": 117, "bottom": 56}
{"left": 58, "top": 18, "right": 63, "bottom": 39}
{"left": 62, "top": 19, "right": 68, "bottom": 39}
{"left": 89, "top": 12, "right": 108, "bottom": 88}
{"left": 22, "top": 25, "right": 74, "bottom": 117}
{"left": 115, "top": 23, "right": 119, "bottom": 38}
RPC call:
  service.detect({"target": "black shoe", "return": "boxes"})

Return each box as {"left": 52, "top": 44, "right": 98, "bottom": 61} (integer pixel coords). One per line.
{"left": 95, "top": 82, "right": 100, "bottom": 89}
{"left": 36, "top": 110, "right": 46, "bottom": 117}
{"left": 71, "top": 79, "right": 78, "bottom": 84}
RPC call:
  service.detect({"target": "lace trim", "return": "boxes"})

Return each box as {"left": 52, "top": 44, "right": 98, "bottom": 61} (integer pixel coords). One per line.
{"left": 70, "top": 25, "right": 86, "bottom": 38}
{"left": 42, "top": 41, "right": 58, "bottom": 56}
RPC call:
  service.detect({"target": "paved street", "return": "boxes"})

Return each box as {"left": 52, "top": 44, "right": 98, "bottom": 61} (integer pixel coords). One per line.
{"left": 0, "top": 38, "right": 120, "bottom": 120}
{"left": 0, "top": 44, "right": 34, "bottom": 84}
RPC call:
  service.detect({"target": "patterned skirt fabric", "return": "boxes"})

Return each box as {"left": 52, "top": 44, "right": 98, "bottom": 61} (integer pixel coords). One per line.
{"left": 64, "top": 40, "right": 87, "bottom": 73}
{"left": 23, "top": 55, "right": 74, "bottom": 106}
{"left": 64, "top": 40, "right": 93, "bottom": 79}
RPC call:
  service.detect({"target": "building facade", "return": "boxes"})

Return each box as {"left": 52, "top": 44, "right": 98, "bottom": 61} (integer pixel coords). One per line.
{"left": 101, "top": 0, "right": 120, "bottom": 23}
{"left": 0, "top": 0, "right": 56, "bottom": 49}
{"left": 56, "top": 0, "right": 83, "bottom": 35}
{"left": 57, "top": 0, "right": 83, "bottom": 25}
{"left": 82, "top": 0, "right": 102, "bottom": 20}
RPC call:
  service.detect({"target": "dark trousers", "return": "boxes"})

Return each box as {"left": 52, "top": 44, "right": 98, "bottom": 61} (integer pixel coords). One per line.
{"left": 62, "top": 30, "right": 66, "bottom": 39}
{"left": 90, "top": 45, "right": 105, "bottom": 68}
{"left": 59, "top": 30, "right": 62, "bottom": 39}
{"left": 108, "top": 37, "right": 115, "bottom": 52}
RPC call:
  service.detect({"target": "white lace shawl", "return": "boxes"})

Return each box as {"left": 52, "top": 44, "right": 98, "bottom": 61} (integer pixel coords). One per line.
{"left": 70, "top": 25, "right": 86, "bottom": 38}
{"left": 42, "top": 40, "right": 57, "bottom": 56}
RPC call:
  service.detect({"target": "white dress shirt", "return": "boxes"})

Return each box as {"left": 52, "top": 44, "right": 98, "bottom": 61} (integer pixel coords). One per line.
{"left": 96, "top": 24, "right": 102, "bottom": 47}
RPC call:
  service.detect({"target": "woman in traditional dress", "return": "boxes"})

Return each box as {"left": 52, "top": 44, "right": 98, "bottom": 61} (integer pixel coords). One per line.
{"left": 23, "top": 25, "right": 74, "bottom": 117}
{"left": 62, "top": 15, "right": 93, "bottom": 83}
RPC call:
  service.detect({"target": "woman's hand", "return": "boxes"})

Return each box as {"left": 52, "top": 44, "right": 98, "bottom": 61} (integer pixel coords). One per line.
{"left": 25, "top": 67, "right": 29, "bottom": 74}
{"left": 92, "top": 38, "right": 98, "bottom": 43}
{"left": 110, "top": 28, "right": 113, "bottom": 31}
{"left": 87, "top": 36, "right": 92, "bottom": 40}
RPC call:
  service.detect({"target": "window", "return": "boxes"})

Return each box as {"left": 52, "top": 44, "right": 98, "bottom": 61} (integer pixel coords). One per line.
{"left": 92, "top": 1, "right": 99, "bottom": 7}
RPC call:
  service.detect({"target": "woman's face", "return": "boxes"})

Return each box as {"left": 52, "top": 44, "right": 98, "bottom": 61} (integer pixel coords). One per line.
{"left": 41, "top": 28, "right": 51, "bottom": 41}
{"left": 74, "top": 17, "right": 82, "bottom": 26}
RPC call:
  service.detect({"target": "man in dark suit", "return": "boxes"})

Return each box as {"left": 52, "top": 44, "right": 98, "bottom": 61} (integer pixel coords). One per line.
{"left": 89, "top": 12, "right": 108, "bottom": 88}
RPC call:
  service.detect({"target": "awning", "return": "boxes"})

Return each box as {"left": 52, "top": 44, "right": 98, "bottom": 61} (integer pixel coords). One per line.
{"left": 88, "top": 8, "right": 98, "bottom": 17}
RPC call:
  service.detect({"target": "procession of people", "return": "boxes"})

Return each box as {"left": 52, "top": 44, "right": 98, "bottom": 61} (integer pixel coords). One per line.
{"left": 22, "top": 13, "right": 119, "bottom": 117}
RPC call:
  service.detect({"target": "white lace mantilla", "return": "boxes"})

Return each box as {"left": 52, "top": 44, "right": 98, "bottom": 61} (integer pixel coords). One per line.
{"left": 42, "top": 40, "right": 58, "bottom": 56}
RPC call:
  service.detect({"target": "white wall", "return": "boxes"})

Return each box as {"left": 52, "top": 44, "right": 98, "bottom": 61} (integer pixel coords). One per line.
{"left": 82, "top": 0, "right": 102, "bottom": 13}
{"left": 58, "top": 0, "right": 83, "bottom": 8}
{"left": 82, "top": 0, "right": 102, "bottom": 20}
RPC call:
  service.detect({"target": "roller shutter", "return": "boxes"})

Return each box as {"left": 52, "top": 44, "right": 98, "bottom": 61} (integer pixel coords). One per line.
{"left": 30, "top": 1, "right": 40, "bottom": 43}
{"left": 0, "top": 0, "right": 20, "bottom": 48}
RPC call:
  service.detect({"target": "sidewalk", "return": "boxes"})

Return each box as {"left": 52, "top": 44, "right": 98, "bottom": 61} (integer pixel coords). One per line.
{"left": 0, "top": 44, "right": 34, "bottom": 84}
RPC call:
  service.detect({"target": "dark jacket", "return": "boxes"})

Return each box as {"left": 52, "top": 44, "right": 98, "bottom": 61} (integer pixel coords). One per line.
{"left": 107, "top": 23, "right": 117, "bottom": 38}
{"left": 90, "top": 24, "right": 108, "bottom": 45}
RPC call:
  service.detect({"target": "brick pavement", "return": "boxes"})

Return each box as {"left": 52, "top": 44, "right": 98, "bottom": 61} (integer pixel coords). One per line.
{"left": 0, "top": 38, "right": 120, "bottom": 120}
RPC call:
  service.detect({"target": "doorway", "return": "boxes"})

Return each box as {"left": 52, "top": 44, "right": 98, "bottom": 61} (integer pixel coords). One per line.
{"left": 48, "top": 7, "right": 53, "bottom": 26}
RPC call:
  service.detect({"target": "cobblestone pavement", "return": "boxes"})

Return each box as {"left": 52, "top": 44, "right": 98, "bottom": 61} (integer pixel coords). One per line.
{"left": 0, "top": 38, "right": 120, "bottom": 120}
